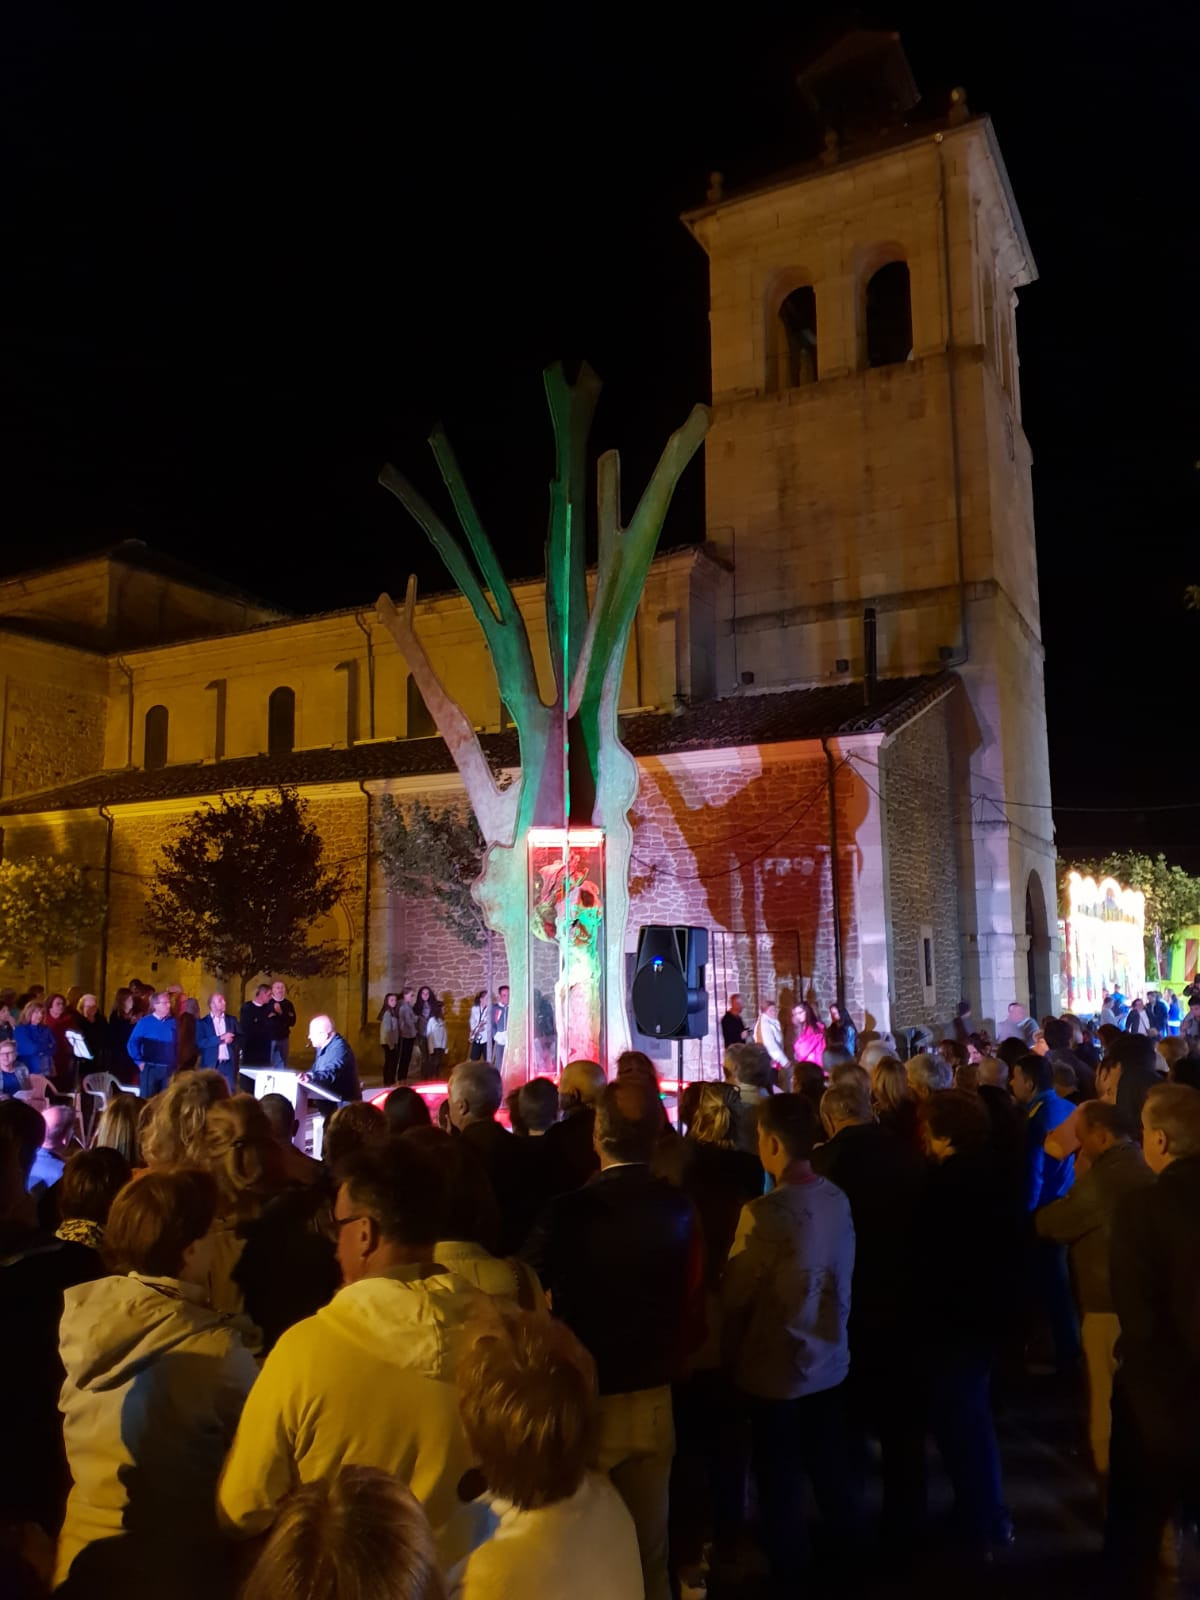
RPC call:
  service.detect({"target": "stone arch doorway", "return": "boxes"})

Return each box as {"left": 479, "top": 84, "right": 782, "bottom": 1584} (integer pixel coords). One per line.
{"left": 1025, "top": 870, "right": 1053, "bottom": 1022}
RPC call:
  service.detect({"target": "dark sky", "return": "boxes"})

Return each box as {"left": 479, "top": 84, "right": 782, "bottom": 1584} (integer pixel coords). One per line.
{"left": 2, "top": 2, "right": 1197, "bottom": 864}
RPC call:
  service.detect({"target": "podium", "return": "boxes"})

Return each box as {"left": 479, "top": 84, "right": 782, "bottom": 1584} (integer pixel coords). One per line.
{"left": 243, "top": 1067, "right": 341, "bottom": 1158}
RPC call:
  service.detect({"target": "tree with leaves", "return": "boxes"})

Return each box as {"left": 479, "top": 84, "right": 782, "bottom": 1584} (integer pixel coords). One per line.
{"left": 0, "top": 857, "right": 107, "bottom": 987}
{"left": 376, "top": 362, "right": 708, "bottom": 1084}
{"left": 376, "top": 798, "right": 487, "bottom": 950}
{"left": 1065, "top": 850, "right": 1200, "bottom": 978}
{"left": 143, "top": 788, "right": 348, "bottom": 999}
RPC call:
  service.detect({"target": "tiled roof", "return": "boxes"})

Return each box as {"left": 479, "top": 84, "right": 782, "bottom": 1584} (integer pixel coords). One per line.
{"left": 0, "top": 674, "right": 954, "bottom": 816}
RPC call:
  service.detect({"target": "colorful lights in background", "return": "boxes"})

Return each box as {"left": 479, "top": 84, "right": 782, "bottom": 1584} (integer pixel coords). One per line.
{"left": 1060, "top": 872, "right": 1146, "bottom": 1014}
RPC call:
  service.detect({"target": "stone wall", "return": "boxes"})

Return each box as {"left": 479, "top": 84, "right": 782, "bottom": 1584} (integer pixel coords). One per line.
{"left": 3, "top": 679, "right": 108, "bottom": 798}
{"left": 879, "top": 697, "right": 963, "bottom": 1031}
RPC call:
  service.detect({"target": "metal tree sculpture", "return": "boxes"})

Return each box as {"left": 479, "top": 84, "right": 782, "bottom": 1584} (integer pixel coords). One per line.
{"left": 376, "top": 363, "right": 708, "bottom": 1084}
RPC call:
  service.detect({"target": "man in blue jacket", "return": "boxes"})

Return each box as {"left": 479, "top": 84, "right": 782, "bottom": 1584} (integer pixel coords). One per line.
{"left": 195, "top": 993, "right": 242, "bottom": 1094}
{"left": 126, "top": 990, "right": 178, "bottom": 1098}
{"left": 1013, "top": 1051, "right": 1078, "bottom": 1370}
{"left": 301, "top": 1014, "right": 361, "bottom": 1104}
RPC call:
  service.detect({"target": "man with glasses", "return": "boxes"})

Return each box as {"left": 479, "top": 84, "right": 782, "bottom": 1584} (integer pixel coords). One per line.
{"left": 126, "top": 990, "right": 178, "bottom": 1098}
{"left": 217, "top": 1141, "right": 481, "bottom": 1567}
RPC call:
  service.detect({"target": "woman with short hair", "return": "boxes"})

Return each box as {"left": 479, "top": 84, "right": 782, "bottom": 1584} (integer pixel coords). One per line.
{"left": 14, "top": 1001, "right": 56, "bottom": 1082}
{"left": 242, "top": 1467, "right": 446, "bottom": 1600}
{"left": 448, "top": 1309, "right": 642, "bottom": 1599}
{"left": 55, "top": 1146, "right": 131, "bottom": 1257}
{"left": 55, "top": 1167, "right": 258, "bottom": 1598}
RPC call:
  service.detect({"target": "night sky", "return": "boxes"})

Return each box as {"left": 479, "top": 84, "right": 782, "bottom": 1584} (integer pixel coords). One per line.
{"left": 2, "top": 3, "right": 1196, "bottom": 864}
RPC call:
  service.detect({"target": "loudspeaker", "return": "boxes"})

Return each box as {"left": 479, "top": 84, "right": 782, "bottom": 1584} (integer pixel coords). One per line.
{"left": 631, "top": 925, "right": 709, "bottom": 1040}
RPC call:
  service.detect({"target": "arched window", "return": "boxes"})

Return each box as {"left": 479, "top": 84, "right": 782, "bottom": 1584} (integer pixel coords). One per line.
{"left": 865, "top": 260, "right": 913, "bottom": 368}
{"left": 143, "top": 705, "right": 168, "bottom": 770}
{"left": 771, "top": 286, "right": 818, "bottom": 390}
{"left": 268, "top": 686, "right": 296, "bottom": 755}
{"left": 406, "top": 675, "right": 435, "bottom": 739}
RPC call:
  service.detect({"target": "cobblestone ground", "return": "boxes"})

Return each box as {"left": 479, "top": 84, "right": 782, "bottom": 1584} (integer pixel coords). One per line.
{"left": 705, "top": 1368, "right": 1200, "bottom": 1599}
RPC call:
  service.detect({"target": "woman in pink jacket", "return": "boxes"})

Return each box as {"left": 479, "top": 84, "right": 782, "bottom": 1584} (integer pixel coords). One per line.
{"left": 791, "top": 1001, "right": 826, "bottom": 1068}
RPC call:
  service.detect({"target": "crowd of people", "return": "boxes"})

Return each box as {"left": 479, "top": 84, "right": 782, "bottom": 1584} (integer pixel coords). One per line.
{"left": 2, "top": 968, "right": 1200, "bottom": 1599}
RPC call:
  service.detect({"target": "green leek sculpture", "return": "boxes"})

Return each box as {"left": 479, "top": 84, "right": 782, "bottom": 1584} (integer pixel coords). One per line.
{"left": 377, "top": 363, "right": 708, "bottom": 1084}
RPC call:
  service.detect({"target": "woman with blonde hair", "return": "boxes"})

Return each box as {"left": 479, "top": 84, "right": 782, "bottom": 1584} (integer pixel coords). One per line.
{"left": 870, "top": 1054, "right": 920, "bottom": 1149}
{"left": 92, "top": 1092, "right": 144, "bottom": 1168}
{"left": 189, "top": 1094, "right": 338, "bottom": 1352}
{"left": 140, "top": 1067, "right": 230, "bottom": 1167}
{"left": 241, "top": 1467, "right": 445, "bottom": 1600}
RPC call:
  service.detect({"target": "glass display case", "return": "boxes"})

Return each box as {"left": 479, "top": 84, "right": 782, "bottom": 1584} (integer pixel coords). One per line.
{"left": 526, "top": 827, "right": 606, "bottom": 1075}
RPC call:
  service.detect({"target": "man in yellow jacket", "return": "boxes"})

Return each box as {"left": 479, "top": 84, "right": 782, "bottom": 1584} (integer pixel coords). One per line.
{"left": 217, "top": 1140, "right": 488, "bottom": 1566}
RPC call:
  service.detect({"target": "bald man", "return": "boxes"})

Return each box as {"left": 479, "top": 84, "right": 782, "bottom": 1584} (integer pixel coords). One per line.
{"left": 301, "top": 1015, "right": 361, "bottom": 1104}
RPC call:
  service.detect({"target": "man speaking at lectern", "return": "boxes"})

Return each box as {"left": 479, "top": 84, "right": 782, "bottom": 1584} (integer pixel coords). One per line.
{"left": 300, "top": 1015, "right": 362, "bottom": 1105}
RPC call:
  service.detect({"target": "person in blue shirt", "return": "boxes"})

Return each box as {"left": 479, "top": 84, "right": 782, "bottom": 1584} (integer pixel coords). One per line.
{"left": 1013, "top": 1051, "right": 1079, "bottom": 1370}
{"left": 0, "top": 1037, "right": 30, "bottom": 1096}
{"left": 15, "top": 1001, "right": 57, "bottom": 1080}
{"left": 126, "top": 991, "right": 179, "bottom": 1099}
{"left": 300, "top": 1015, "right": 361, "bottom": 1104}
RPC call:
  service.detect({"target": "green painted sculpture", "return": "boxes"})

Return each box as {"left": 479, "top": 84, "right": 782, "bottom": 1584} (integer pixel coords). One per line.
{"left": 377, "top": 363, "right": 709, "bottom": 1085}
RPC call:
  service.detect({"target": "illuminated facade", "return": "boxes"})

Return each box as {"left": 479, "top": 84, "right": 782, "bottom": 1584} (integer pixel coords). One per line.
{"left": 1059, "top": 873, "right": 1146, "bottom": 1014}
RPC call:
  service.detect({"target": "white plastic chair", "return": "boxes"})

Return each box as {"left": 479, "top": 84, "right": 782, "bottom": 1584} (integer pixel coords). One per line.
{"left": 79, "top": 1071, "right": 121, "bottom": 1136}
{"left": 15, "top": 1074, "right": 50, "bottom": 1112}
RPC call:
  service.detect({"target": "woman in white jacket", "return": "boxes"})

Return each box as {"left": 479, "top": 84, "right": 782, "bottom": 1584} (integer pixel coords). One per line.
{"left": 447, "top": 1308, "right": 643, "bottom": 1599}
{"left": 55, "top": 1167, "right": 258, "bottom": 1599}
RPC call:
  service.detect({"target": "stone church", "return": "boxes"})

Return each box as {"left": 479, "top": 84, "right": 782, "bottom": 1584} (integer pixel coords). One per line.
{"left": 0, "top": 40, "right": 1057, "bottom": 1074}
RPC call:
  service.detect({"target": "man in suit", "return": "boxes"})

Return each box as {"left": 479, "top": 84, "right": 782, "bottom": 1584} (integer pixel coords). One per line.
{"left": 491, "top": 985, "right": 510, "bottom": 1076}
{"left": 301, "top": 1015, "right": 361, "bottom": 1104}
{"left": 195, "top": 993, "right": 242, "bottom": 1094}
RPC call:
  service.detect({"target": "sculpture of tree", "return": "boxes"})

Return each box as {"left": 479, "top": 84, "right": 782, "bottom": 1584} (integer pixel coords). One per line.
{"left": 376, "top": 363, "right": 708, "bottom": 1084}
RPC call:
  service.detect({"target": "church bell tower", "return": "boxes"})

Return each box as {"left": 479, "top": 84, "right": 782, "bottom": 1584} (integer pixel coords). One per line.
{"left": 683, "top": 32, "right": 1058, "bottom": 1029}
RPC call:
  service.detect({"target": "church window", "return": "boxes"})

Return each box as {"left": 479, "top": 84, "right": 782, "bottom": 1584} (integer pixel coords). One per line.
{"left": 268, "top": 686, "right": 296, "bottom": 755}
{"left": 143, "top": 705, "right": 168, "bottom": 770}
{"left": 406, "top": 675, "right": 435, "bottom": 739}
{"left": 865, "top": 260, "right": 913, "bottom": 368}
{"left": 918, "top": 922, "right": 936, "bottom": 1008}
{"left": 772, "top": 286, "right": 818, "bottom": 390}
